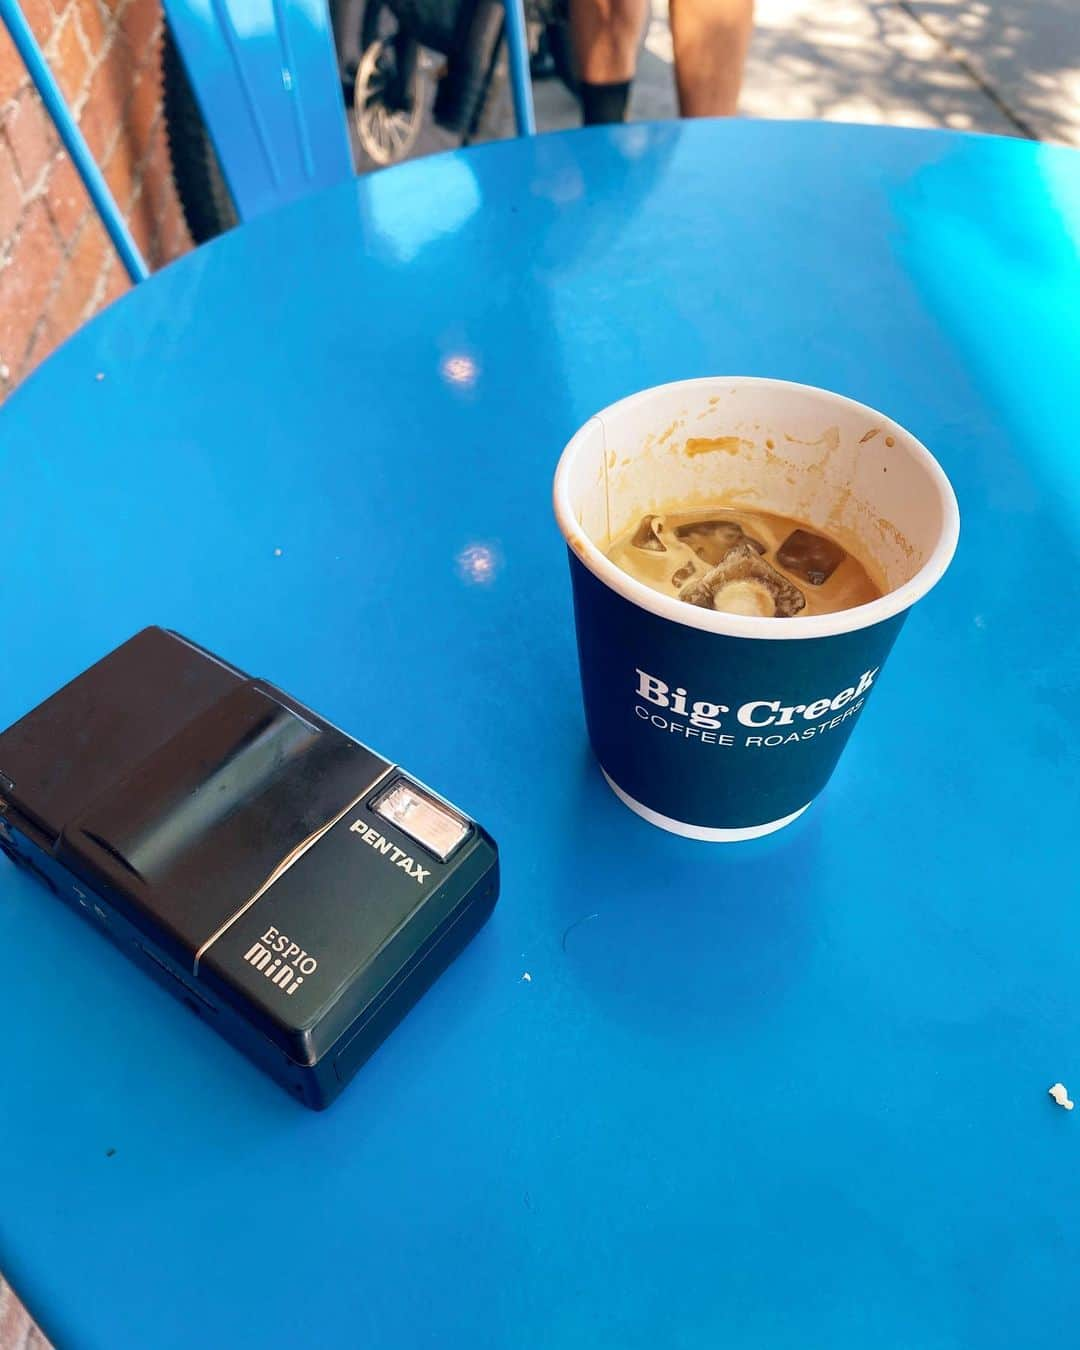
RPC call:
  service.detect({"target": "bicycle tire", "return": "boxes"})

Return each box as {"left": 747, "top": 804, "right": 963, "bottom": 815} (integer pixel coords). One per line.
{"left": 161, "top": 22, "right": 238, "bottom": 244}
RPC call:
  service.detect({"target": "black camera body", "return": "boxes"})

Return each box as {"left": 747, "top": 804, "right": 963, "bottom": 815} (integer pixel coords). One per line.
{"left": 0, "top": 629, "right": 498, "bottom": 1109}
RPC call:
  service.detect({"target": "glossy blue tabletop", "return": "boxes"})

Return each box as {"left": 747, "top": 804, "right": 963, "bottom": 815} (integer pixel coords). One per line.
{"left": 1, "top": 120, "right": 1078, "bottom": 1350}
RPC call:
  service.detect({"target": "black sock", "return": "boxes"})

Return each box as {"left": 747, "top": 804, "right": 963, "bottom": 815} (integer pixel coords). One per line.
{"left": 580, "top": 80, "right": 631, "bottom": 125}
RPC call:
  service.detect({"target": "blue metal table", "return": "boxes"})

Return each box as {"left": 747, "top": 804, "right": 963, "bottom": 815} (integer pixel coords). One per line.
{"left": 1, "top": 121, "right": 1078, "bottom": 1350}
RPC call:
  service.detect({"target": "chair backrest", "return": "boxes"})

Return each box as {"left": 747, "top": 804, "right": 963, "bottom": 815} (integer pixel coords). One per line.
{"left": 4, "top": 0, "right": 527, "bottom": 288}
{"left": 162, "top": 0, "right": 355, "bottom": 224}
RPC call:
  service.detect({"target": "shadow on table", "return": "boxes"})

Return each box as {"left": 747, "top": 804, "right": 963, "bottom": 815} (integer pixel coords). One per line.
{"left": 547, "top": 745, "right": 821, "bottom": 1045}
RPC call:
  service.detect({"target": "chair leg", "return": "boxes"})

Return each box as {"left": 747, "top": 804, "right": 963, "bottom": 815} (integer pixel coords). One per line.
{"left": 503, "top": 0, "right": 537, "bottom": 135}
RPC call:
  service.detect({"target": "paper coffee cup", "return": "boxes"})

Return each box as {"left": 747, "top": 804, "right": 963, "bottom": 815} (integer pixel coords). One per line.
{"left": 553, "top": 377, "right": 960, "bottom": 841}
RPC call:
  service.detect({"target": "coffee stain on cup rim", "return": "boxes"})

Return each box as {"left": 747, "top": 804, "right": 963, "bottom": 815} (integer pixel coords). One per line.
{"left": 566, "top": 531, "right": 591, "bottom": 560}
{"left": 784, "top": 426, "right": 841, "bottom": 453}
{"left": 684, "top": 436, "right": 752, "bottom": 457}
{"left": 669, "top": 421, "right": 910, "bottom": 592}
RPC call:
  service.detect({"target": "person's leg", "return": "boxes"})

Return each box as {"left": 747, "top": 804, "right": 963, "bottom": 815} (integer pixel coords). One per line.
{"left": 570, "top": 0, "right": 648, "bottom": 123}
{"left": 668, "top": 0, "right": 753, "bottom": 116}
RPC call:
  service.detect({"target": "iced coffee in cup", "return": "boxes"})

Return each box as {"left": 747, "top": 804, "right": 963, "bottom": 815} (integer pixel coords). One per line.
{"left": 553, "top": 377, "right": 960, "bottom": 841}
{"left": 607, "top": 507, "right": 882, "bottom": 618}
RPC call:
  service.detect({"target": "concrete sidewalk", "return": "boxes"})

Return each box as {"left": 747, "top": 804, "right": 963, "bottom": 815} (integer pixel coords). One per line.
{"left": 403, "top": 0, "right": 1079, "bottom": 160}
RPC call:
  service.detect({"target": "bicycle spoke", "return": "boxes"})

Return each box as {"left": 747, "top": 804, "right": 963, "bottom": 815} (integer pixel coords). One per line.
{"left": 378, "top": 107, "right": 398, "bottom": 157}
{"left": 373, "top": 104, "right": 390, "bottom": 153}
{"left": 355, "top": 36, "right": 423, "bottom": 164}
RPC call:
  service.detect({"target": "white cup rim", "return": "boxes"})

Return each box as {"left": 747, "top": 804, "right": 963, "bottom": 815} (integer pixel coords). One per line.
{"left": 553, "top": 376, "right": 960, "bottom": 642}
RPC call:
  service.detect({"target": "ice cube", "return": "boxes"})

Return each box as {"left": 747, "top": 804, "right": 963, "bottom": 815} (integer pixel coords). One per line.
{"left": 671, "top": 563, "right": 697, "bottom": 588}
{"left": 709, "top": 580, "right": 776, "bottom": 616}
{"left": 678, "top": 541, "right": 806, "bottom": 617}
{"left": 776, "top": 528, "right": 846, "bottom": 586}
{"left": 630, "top": 514, "right": 667, "bottom": 552}
{"left": 674, "top": 520, "right": 765, "bottom": 566}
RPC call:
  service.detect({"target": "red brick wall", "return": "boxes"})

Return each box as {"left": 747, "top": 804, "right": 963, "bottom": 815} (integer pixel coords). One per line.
{"left": 0, "top": 0, "right": 191, "bottom": 402}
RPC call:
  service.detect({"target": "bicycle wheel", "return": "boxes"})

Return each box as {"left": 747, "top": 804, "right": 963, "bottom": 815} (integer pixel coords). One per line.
{"left": 354, "top": 32, "right": 426, "bottom": 165}
{"left": 161, "top": 21, "right": 237, "bottom": 244}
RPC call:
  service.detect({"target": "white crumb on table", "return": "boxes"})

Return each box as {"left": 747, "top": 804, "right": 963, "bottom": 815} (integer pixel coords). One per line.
{"left": 520, "top": 971, "right": 531, "bottom": 983}
{"left": 1048, "top": 1082, "right": 1074, "bottom": 1110}
{"left": 273, "top": 547, "right": 283, "bottom": 557}
{"left": 95, "top": 372, "right": 104, "bottom": 381}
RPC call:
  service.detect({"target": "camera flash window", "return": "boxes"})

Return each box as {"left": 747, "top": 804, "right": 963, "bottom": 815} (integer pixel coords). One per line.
{"left": 375, "top": 781, "right": 470, "bottom": 861}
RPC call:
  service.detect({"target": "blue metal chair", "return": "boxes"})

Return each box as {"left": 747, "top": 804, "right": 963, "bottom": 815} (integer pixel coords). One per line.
{"left": 160, "top": 0, "right": 355, "bottom": 224}
{"left": 0, "top": 0, "right": 535, "bottom": 286}
{"left": 0, "top": 0, "right": 355, "bottom": 280}
{"left": 501, "top": 0, "right": 537, "bottom": 136}
{"left": 163, "top": 0, "right": 535, "bottom": 175}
